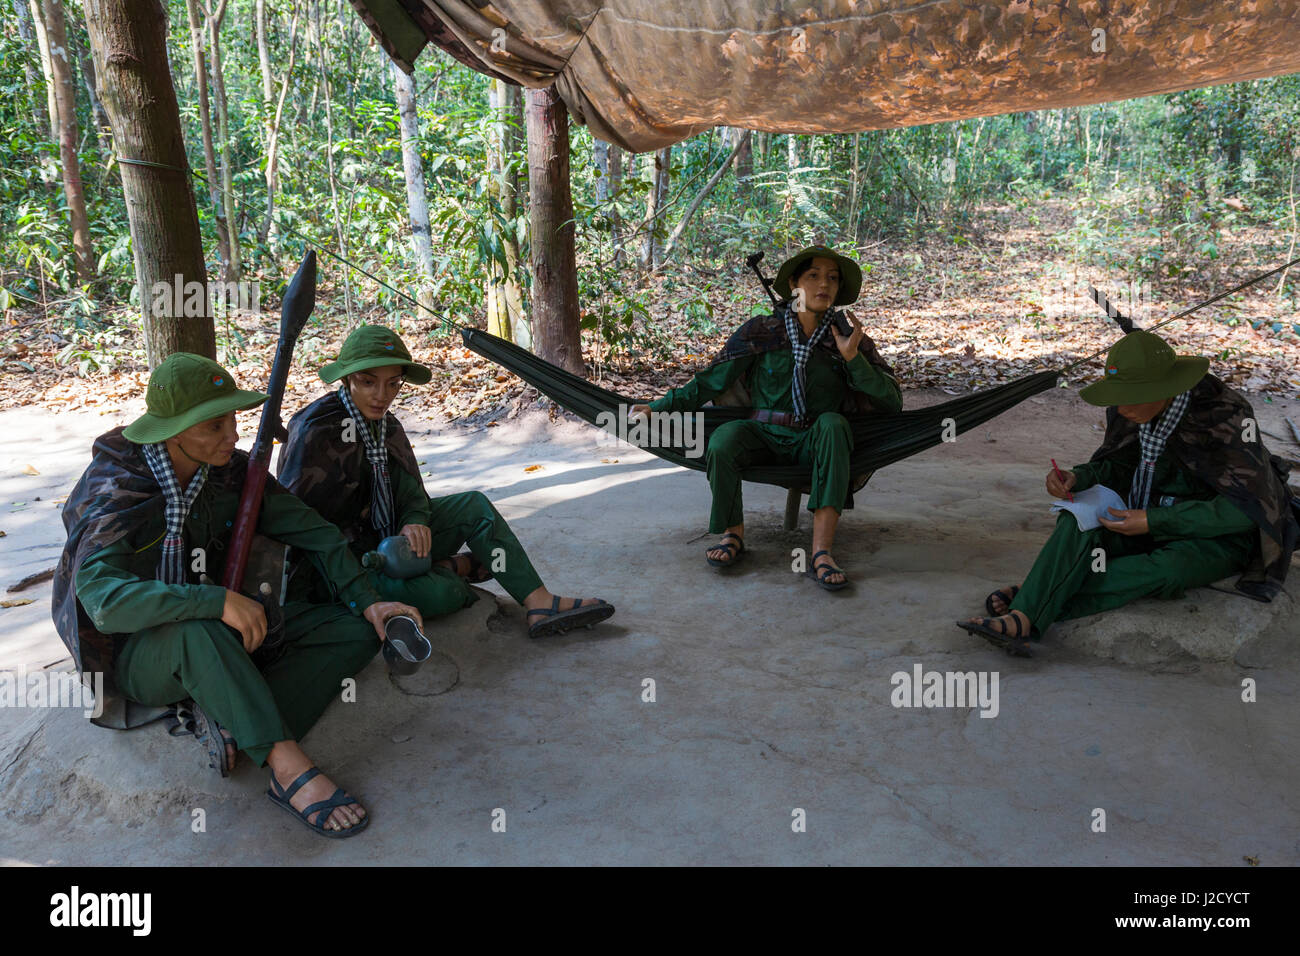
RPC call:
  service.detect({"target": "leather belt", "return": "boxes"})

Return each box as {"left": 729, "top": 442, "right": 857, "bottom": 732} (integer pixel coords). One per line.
{"left": 749, "top": 409, "right": 804, "bottom": 428}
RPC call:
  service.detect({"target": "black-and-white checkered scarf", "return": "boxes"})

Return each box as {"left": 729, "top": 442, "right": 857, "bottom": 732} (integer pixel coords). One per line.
{"left": 337, "top": 383, "right": 394, "bottom": 537}
{"left": 140, "top": 441, "right": 208, "bottom": 584}
{"left": 783, "top": 306, "right": 833, "bottom": 427}
{"left": 1128, "top": 391, "right": 1191, "bottom": 510}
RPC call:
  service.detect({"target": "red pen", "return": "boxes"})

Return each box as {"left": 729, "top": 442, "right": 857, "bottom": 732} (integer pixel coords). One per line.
{"left": 1051, "top": 458, "right": 1074, "bottom": 502}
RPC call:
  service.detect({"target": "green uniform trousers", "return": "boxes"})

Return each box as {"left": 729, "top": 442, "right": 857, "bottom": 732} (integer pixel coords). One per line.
{"left": 704, "top": 413, "right": 853, "bottom": 533}
{"left": 1010, "top": 512, "right": 1257, "bottom": 630}
{"left": 368, "top": 490, "right": 544, "bottom": 617}
{"left": 115, "top": 601, "right": 379, "bottom": 767}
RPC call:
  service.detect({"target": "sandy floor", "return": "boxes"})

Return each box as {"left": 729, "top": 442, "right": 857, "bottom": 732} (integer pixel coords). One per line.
{"left": 0, "top": 386, "right": 1297, "bottom": 865}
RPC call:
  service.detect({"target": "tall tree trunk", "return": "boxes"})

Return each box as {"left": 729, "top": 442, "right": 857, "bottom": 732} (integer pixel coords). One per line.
{"left": 72, "top": 27, "right": 112, "bottom": 156}
{"left": 640, "top": 147, "right": 670, "bottom": 271}
{"left": 486, "top": 78, "right": 524, "bottom": 343}
{"left": 43, "top": 0, "right": 95, "bottom": 283}
{"left": 525, "top": 86, "right": 582, "bottom": 374}
{"left": 84, "top": 0, "right": 214, "bottom": 364}
{"left": 500, "top": 82, "right": 526, "bottom": 347}
{"left": 258, "top": 1, "right": 299, "bottom": 247}
{"left": 593, "top": 139, "right": 609, "bottom": 202}
{"left": 654, "top": 147, "right": 671, "bottom": 269}
{"left": 184, "top": 0, "right": 231, "bottom": 274}
{"left": 393, "top": 62, "right": 437, "bottom": 320}
{"left": 608, "top": 143, "right": 623, "bottom": 264}
{"left": 29, "top": 0, "right": 59, "bottom": 139}
{"left": 849, "top": 132, "right": 861, "bottom": 244}
{"left": 12, "top": 0, "right": 49, "bottom": 134}
{"left": 205, "top": 0, "right": 240, "bottom": 282}
{"left": 313, "top": 0, "right": 350, "bottom": 318}
{"left": 255, "top": 0, "right": 274, "bottom": 107}
{"left": 485, "top": 79, "right": 512, "bottom": 341}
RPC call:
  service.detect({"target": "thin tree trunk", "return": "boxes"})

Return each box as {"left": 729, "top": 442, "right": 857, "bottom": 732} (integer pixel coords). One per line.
{"left": 43, "top": 0, "right": 95, "bottom": 282}
{"left": 639, "top": 147, "right": 670, "bottom": 271}
{"left": 1275, "top": 153, "right": 1297, "bottom": 296}
{"left": 256, "top": 0, "right": 274, "bottom": 106}
{"left": 184, "top": 0, "right": 231, "bottom": 274}
{"left": 72, "top": 27, "right": 111, "bottom": 156}
{"left": 525, "top": 86, "right": 582, "bottom": 373}
{"left": 29, "top": 0, "right": 59, "bottom": 139}
{"left": 486, "top": 78, "right": 525, "bottom": 342}
{"left": 314, "top": 0, "right": 350, "bottom": 318}
{"left": 652, "top": 146, "right": 670, "bottom": 270}
{"left": 394, "top": 62, "right": 437, "bottom": 320}
{"left": 593, "top": 138, "right": 609, "bottom": 202}
{"left": 849, "top": 132, "right": 861, "bottom": 244}
{"left": 205, "top": 0, "right": 240, "bottom": 282}
{"left": 13, "top": 0, "right": 49, "bottom": 134}
{"left": 84, "top": 0, "right": 214, "bottom": 364}
{"left": 259, "top": 2, "right": 300, "bottom": 247}
{"left": 500, "top": 82, "right": 526, "bottom": 346}
{"left": 485, "top": 78, "right": 511, "bottom": 340}
{"left": 661, "top": 130, "right": 746, "bottom": 264}
{"left": 608, "top": 143, "right": 623, "bottom": 264}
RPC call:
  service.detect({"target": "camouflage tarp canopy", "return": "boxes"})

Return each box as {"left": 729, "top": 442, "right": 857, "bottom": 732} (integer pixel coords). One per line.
{"left": 348, "top": 0, "right": 1300, "bottom": 152}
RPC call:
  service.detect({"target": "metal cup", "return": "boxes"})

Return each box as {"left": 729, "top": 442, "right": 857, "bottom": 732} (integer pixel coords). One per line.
{"left": 381, "top": 615, "right": 432, "bottom": 676}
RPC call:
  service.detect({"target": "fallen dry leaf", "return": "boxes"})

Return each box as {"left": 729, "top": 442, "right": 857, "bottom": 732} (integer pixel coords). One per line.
{"left": 21, "top": 464, "right": 39, "bottom": 476}
{"left": 1, "top": 599, "right": 34, "bottom": 608}
{"left": 524, "top": 464, "right": 544, "bottom": 473}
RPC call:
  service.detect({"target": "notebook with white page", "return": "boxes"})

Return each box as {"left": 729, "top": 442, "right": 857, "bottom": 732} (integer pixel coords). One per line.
{"left": 1050, "top": 484, "right": 1128, "bottom": 531}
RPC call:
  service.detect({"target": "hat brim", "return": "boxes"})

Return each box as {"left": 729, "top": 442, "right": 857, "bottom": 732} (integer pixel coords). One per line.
{"left": 773, "top": 248, "right": 863, "bottom": 307}
{"left": 1079, "top": 356, "right": 1209, "bottom": 406}
{"left": 319, "top": 356, "right": 432, "bottom": 385}
{"left": 123, "top": 389, "right": 269, "bottom": 444}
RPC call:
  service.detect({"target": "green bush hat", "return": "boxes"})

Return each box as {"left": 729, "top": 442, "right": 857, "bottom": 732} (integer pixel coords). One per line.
{"left": 318, "top": 324, "right": 432, "bottom": 385}
{"left": 773, "top": 245, "right": 863, "bottom": 307}
{"left": 1078, "top": 330, "right": 1210, "bottom": 407}
{"left": 123, "top": 353, "right": 269, "bottom": 444}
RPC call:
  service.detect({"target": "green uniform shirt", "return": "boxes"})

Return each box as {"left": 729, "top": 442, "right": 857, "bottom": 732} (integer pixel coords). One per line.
{"left": 648, "top": 346, "right": 902, "bottom": 418}
{"left": 76, "top": 480, "right": 383, "bottom": 635}
{"left": 1070, "top": 444, "right": 1256, "bottom": 541}
{"left": 391, "top": 465, "right": 432, "bottom": 534}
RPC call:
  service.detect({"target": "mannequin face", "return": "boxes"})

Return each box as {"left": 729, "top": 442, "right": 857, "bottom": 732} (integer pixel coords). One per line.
{"left": 168, "top": 411, "right": 239, "bottom": 467}
{"left": 346, "top": 365, "right": 404, "bottom": 421}
{"left": 1117, "top": 397, "right": 1173, "bottom": 423}
{"left": 791, "top": 256, "right": 841, "bottom": 314}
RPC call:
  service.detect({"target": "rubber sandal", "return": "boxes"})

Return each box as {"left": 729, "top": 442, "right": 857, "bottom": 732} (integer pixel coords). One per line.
{"left": 165, "top": 700, "right": 197, "bottom": 738}
{"left": 527, "top": 596, "right": 615, "bottom": 639}
{"left": 267, "top": 767, "right": 370, "bottom": 839}
{"left": 705, "top": 533, "right": 745, "bottom": 569}
{"left": 984, "top": 585, "right": 1020, "bottom": 617}
{"left": 806, "top": 549, "right": 849, "bottom": 591}
{"left": 955, "top": 615, "right": 1038, "bottom": 658}
{"left": 189, "top": 701, "right": 237, "bottom": 778}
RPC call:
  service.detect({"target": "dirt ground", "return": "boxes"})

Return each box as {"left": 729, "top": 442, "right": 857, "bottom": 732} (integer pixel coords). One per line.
{"left": 0, "top": 378, "right": 1297, "bottom": 865}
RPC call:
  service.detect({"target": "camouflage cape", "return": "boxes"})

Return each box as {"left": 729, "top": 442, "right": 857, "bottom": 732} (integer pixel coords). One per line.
{"left": 707, "top": 305, "right": 899, "bottom": 416}
{"left": 51, "top": 428, "right": 253, "bottom": 729}
{"left": 1090, "top": 373, "right": 1299, "bottom": 602}
{"left": 275, "top": 391, "right": 421, "bottom": 553}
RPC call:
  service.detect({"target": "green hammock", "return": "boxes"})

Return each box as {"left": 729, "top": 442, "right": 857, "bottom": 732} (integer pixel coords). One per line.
{"left": 460, "top": 328, "right": 1061, "bottom": 486}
